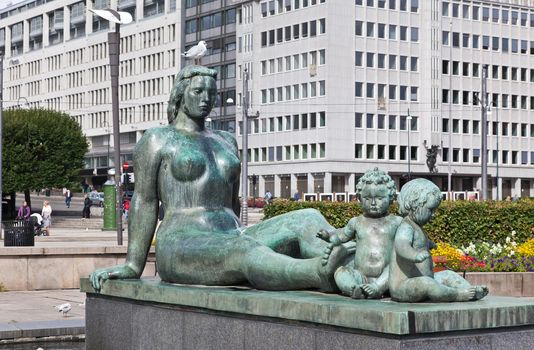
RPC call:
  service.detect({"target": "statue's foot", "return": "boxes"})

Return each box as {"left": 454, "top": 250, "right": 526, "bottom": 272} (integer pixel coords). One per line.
{"left": 318, "top": 245, "right": 349, "bottom": 292}
{"left": 456, "top": 287, "right": 477, "bottom": 301}
{"left": 351, "top": 285, "right": 365, "bottom": 299}
{"left": 472, "top": 285, "right": 489, "bottom": 300}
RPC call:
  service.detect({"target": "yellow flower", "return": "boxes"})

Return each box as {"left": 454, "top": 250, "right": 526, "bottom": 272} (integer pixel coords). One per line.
{"left": 517, "top": 239, "right": 534, "bottom": 257}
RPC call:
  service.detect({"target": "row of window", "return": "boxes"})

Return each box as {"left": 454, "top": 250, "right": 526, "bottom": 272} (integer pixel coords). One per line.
{"left": 442, "top": 60, "right": 534, "bottom": 83}
{"left": 355, "top": 0, "right": 419, "bottom": 13}
{"left": 248, "top": 143, "right": 326, "bottom": 163}
{"left": 261, "top": 81, "right": 326, "bottom": 104}
{"left": 442, "top": 119, "right": 534, "bottom": 138}
{"left": 355, "top": 113, "right": 418, "bottom": 131}
{"left": 442, "top": 2, "right": 534, "bottom": 28}
{"left": 443, "top": 31, "right": 534, "bottom": 55}
{"left": 261, "top": 18, "right": 326, "bottom": 47}
{"left": 442, "top": 147, "right": 534, "bottom": 166}
{"left": 241, "top": 112, "right": 327, "bottom": 135}
{"left": 442, "top": 89, "right": 534, "bottom": 111}
{"left": 355, "top": 144, "right": 418, "bottom": 161}
{"left": 355, "top": 82, "right": 419, "bottom": 101}
{"left": 185, "top": 9, "right": 236, "bottom": 34}
{"left": 355, "top": 51, "right": 418, "bottom": 72}
{"left": 261, "top": 49, "right": 326, "bottom": 75}
{"left": 355, "top": 21, "right": 419, "bottom": 42}
{"left": 261, "top": 0, "right": 326, "bottom": 18}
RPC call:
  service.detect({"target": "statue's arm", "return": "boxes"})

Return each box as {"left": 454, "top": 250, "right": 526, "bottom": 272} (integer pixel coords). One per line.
{"left": 90, "top": 130, "right": 162, "bottom": 291}
{"left": 316, "top": 218, "right": 356, "bottom": 245}
{"left": 124, "top": 132, "right": 162, "bottom": 276}
{"left": 394, "top": 224, "right": 422, "bottom": 262}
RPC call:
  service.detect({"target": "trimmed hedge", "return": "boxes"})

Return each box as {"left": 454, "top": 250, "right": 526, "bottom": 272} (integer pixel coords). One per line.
{"left": 263, "top": 199, "right": 534, "bottom": 246}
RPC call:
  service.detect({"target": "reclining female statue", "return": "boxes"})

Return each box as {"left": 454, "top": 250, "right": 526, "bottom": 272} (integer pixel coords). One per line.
{"left": 90, "top": 66, "right": 348, "bottom": 292}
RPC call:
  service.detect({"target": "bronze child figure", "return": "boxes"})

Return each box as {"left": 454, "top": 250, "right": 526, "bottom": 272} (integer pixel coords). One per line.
{"left": 317, "top": 168, "right": 401, "bottom": 299}
{"left": 388, "top": 178, "right": 488, "bottom": 302}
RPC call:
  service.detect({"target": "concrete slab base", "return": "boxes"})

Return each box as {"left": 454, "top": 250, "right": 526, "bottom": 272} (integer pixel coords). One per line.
{"left": 82, "top": 278, "right": 534, "bottom": 350}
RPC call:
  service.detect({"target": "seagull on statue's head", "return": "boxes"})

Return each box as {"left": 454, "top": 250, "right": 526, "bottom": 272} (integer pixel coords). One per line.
{"left": 182, "top": 41, "right": 207, "bottom": 61}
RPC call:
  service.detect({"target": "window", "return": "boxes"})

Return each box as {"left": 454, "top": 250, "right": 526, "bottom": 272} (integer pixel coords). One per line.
{"left": 355, "top": 144, "right": 363, "bottom": 158}
{"left": 389, "top": 25, "right": 396, "bottom": 39}
{"left": 367, "top": 22, "right": 375, "bottom": 37}
{"left": 355, "top": 21, "right": 363, "bottom": 36}
{"left": 389, "top": 85, "right": 396, "bottom": 99}
{"left": 389, "top": 146, "right": 396, "bottom": 160}
{"left": 355, "top": 51, "right": 363, "bottom": 66}
{"left": 410, "top": 87, "right": 418, "bottom": 101}
{"left": 377, "top": 114, "right": 385, "bottom": 129}
{"left": 472, "top": 35, "right": 479, "bottom": 49}
{"left": 355, "top": 113, "right": 363, "bottom": 128}
{"left": 388, "top": 115, "right": 396, "bottom": 130}
{"left": 366, "top": 113, "right": 374, "bottom": 128}
{"left": 378, "top": 23, "right": 386, "bottom": 38}
{"left": 378, "top": 54, "right": 386, "bottom": 68}
{"left": 389, "top": 55, "right": 396, "bottom": 69}
{"left": 410, "top": 57, "right": 418, "bottom": 71}
{"left": 400, "top": 26, "right": 407, "bottom": 41}
{"left": 400, "top": 56, "right": 407, "bottom": 70}
{"left": 366, "top": 53, "right": 375, "bottom": 68}
{"left": 410, "top": 27, "right": 419, "bottom": 42}
{"left": 366, "top": 83, "right": 374, "bottom": 98}
{"left": 355, "top": 82, "right": 363, "bottom": 97}
{"left": 442, "top": 31, "right": 449, "bottom": 45}
{"left": 366, "top": 145, "right": 374, "bottom": 159}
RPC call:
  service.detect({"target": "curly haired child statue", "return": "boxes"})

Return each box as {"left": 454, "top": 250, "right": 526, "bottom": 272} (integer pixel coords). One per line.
{"left": 388, "top": 178, "right": 489, "bottom": 302}
{"left": 317, "top": 168, "right": 402, "bottom": 299}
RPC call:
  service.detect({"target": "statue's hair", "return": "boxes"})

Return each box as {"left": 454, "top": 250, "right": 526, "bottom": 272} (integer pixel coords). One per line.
{"left": 355, "top": 168, "right": 397, "bottom": 200}
{"left": 397, "top": 178, "right": 442, "bottom": 217}
{"left": 167, "top": 65, "right": 218, "bottom": 123}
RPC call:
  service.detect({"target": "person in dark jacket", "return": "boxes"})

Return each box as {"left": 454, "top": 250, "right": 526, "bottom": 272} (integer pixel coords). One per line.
{"left": 82, "top": 194, "right": 91, "bottom": 219}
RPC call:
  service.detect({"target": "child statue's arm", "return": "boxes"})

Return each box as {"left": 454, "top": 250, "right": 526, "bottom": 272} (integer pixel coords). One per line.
{"left": 316, "top": 218, "right": 357, "bottom": 245}
{"left": 394, "top": 224, "right": 430, "bottom": 263}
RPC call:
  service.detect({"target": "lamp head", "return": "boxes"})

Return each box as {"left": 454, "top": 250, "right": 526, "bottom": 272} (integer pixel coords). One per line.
{"left": 89, "top": 8, "right": 133, "bottom": 25}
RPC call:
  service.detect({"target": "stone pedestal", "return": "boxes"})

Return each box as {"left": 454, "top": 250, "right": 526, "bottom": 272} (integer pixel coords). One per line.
{"left": 81, "top": 278, "right": 534, "bottom": 350}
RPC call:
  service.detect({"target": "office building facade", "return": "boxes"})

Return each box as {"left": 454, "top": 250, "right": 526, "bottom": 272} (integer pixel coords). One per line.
{"left": 236, "top": 0, "right": 534, "bottom": 199}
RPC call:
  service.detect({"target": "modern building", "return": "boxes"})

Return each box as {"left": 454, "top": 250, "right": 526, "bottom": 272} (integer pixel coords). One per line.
{"left": 235, "top": 0, "right": 534, "bottom": 200}
{"left": 0, "top": 0, "right": 237, "bottom": 187}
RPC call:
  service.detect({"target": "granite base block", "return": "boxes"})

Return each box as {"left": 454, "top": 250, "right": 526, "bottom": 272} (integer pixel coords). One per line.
{"left": 82, "top": 278, "right": 534, "bottom": 350}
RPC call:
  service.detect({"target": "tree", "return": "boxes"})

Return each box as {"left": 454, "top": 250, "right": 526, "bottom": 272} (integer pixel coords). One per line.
{"left": 3, "top": 108, "right": 88, "bottom": 212}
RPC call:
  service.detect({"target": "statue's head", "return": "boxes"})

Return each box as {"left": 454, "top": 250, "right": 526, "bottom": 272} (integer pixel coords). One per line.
{"left": 167, "top": 65, "right": 218, "bottom": 124}
{"left": 355, "top": 168, "right": 396, "bottom": 217}
{"left": 398, "top": 178, "right": 441, "bottom": 225}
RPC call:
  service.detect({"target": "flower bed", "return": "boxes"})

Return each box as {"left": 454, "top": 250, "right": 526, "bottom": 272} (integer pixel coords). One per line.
{"left": 431, "top": 236, "right": 534, "bottom": 273}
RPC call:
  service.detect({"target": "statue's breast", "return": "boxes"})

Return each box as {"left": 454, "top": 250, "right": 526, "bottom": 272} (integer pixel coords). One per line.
{"left": 169, "top": 148, "right": 207, "bottom": 182}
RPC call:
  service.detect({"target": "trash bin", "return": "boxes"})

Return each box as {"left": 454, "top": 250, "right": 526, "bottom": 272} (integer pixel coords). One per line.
{"left": 45, "top": 189, "right": 50, "bottom": 197}
{"left": 3, "top": 220, "right": 34, "bottom": 247}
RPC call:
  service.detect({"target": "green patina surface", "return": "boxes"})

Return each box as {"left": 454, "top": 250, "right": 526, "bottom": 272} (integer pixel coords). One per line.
{"left": 81, "top": 277, "right": 534, "bottom": 335}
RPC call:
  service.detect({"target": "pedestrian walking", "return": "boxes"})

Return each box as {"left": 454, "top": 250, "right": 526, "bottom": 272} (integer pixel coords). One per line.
{"left": 41, "top": 201, "right": 52, "bottom": 236}
{"left": 123, "top": 199, "right": 130, "bottom": 221}
{"left": 65, "top": 189, "right": 72, "bottom": 208}
{"left": 16, "top": 201, "right": 31, "bottom": 221}
{"left": 82, "top": 194, "right": 91, "bottom": 219}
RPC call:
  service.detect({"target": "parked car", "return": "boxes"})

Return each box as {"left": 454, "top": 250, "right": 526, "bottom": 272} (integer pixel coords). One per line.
{"left": 88, "top": 192, "right": 105, "bottom": 207}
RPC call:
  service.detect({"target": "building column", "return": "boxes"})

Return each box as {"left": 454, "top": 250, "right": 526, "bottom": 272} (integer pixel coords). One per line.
{"left": 110, "top": 0, "right": 118, "bottom": 10}
{"left": 5, "top": 26, "right": 11, "bottom": 57}
{"left": 324, "top": 172, "right": 332, "bottom": 193}
{"left": 512, "top": 178, "right": 521, "bottom": 198}
{"left": 274, "top": 175, "right": 281, "bottom": 198}
{"left": 136, "top": 0, "right": 144, "bottom": 21}
{"left": 497, "top": 177, "right": 503, "bottom": 200}
{"left": 258, "top": 176, "right": 265, "bottom": 199}
{"left": 290, "top": 174, "right": 298, "bottom": 196}
{"left": 348, "top": 173, "right": 356, "bottom": 193}
{"left": 530, "top": 180, "right": 534, "bottom": 198}
{"left": 23, "top": 20, "right": 30, "bottom": 53}
{"left": 42, "top": 13, "right": 50, "bottom": 47}
{"left": 63, "top": 5, "right": 71, "bottom": 41}
{"left": 307, "top": 173, "right": 314, "bottom": 193}
{"left": 86, "top": 0, "right": 93, "bottom": 35}
{"left": 165, "top": 0, "right": 171, "bottom": 13}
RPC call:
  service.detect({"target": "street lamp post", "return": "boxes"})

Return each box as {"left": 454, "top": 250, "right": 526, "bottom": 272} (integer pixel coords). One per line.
{"left": 89, "top": 8, "right": 132, "bottom": 245}
{"left": 407, "top": 110, "right": 412, "bottom": 180}
{"left": 241, "top": 69, "right": 249, "bottom": 226}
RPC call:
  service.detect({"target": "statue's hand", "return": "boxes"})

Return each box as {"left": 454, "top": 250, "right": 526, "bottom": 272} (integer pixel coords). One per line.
{"left": 414, "top": 251, "right": 430, "bottom": 263}
{"left": 89, "top": 264, "right": 138, "bottom": 292}
{"left": 316, "top": 229, "right": 331, "bottom": 242}
{"left": 361, "top": 283, "right": 380, "bottom": 299}
{"left": 321, "top": 242, "right": 336, "bottom": 266}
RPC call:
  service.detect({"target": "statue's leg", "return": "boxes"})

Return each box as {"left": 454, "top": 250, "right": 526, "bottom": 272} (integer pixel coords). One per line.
{"left": 157, "top": 230, "right": 349, "bottom": 291}
{"left": 391, "top": 276, "right": 479, "bottom": 302}
{"left": 434, "top": 271, "right": 489, "bottom": 300}
{"left": 244, "top": 208, "right": 334, "bottom": 258}
{"left": 334, "top": 266, "right": 366, "bottom": 298}
{"left": 240, "top": 240, "right": 350, "bottom": 292}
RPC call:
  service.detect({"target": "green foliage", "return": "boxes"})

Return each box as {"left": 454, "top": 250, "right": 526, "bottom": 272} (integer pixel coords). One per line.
{"left": 2, "top": 108, "right": 88, "bottom": 193}
{"left": 264, "top": 198, "right": 534, "bottom": 246}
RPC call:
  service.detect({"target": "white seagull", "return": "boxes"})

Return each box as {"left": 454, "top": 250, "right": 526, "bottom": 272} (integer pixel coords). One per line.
{"left": 182, "top": 41, "right": 207, "bottom": 63}
{"left": 54, "top": 303, "right": 72, "bottom": 317}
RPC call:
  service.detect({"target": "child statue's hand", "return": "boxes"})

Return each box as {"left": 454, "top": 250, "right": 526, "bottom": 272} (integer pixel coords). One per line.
{"left": 414, "top": 251, "right": 430, "bottom": 263}
{"left": 361, "top": 283, "right": 380, "bottom": 299}
{"left": 316, "top": 229, "right": 331, "bottom": 242}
